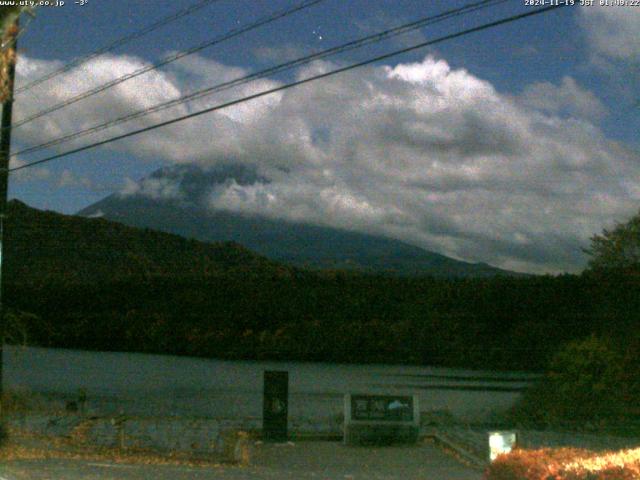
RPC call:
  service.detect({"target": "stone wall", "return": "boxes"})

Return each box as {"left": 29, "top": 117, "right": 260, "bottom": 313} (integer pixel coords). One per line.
{"left": 6, "top": 410, "right": 349, "bottom": 455}
{"left": 6, "top": 412, "right": 258, "bottom": 455}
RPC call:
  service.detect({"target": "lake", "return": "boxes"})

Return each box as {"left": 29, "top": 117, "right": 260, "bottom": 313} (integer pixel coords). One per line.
{"left": 3, "top": 345, "right": 539, "bottom": 426}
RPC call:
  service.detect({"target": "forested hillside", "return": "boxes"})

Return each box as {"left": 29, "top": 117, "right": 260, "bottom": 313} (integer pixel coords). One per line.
{"left": 3, "top": 200, "right": 638, "bottom": 372}
{"left": 5, "top": 200, "right": 285, "bottom": 285}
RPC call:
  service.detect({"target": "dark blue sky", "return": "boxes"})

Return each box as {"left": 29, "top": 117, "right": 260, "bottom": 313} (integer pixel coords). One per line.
{"left": 21, "top": 1, "right": 591, "bottom": 96}
{"left": 7, "top": 1, "right": 640, "bottom": 273}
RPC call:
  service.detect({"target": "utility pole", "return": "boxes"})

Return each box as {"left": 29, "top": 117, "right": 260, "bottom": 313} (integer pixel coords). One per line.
{"left": 0, "top": 17, "right": 18, "bottom": 418}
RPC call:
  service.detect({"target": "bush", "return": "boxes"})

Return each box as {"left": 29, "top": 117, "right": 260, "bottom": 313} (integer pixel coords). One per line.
{"left": 618, "top": 334, "right": 640, "bottom": 415}
{"left": 510, "top": 336, "right": 626, "bottom": 428}
{"left": 484, "top": 448, "right": 590, "bottom": 480}
{"left": 484, "top": 447, "right": 640, "bottom": 480}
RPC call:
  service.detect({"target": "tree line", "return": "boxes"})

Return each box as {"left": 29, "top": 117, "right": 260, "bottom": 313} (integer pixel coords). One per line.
{"left": 3, "top": 200, "right": 639, "bottom": 378}
{"left": 5, "top": 270, "right": 637, "bottom": 373}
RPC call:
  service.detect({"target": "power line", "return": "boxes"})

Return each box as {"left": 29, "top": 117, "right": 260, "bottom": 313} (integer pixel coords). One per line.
{"left": 10, "top": 4, "right": 569, "bottom": 174}
{"left": 13, "top": 0, "right": 505, "bottom": 157}
{"left": 10, "top": 0, "right": 326, "bottom": 131}
{"left": 15, "top": 0, "right": 223, "bottom": 95}
{"left": 13, "top": 0, "right": 507, "bottom": 158}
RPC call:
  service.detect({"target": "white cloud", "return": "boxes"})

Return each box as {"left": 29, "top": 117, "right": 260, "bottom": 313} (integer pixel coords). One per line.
{"left": 579, "top": 5, "right": 640, "bottom": 64}
{"left": 13, "top": 53, "right": 640, "bottom": 274}
{"left": 85, "top": 209, "right": 104, "bottom": 218}
{"left": 211, "top": 179, "right": 405, "bottom": 230}
{"left": 519, "top": 76, "right": 607, "bottom": 120}
{"left": 577, "top": 5, "right": 640, "bottom": 104}
{"left": 119, "top": 176, "right": 183, "bottom": 201}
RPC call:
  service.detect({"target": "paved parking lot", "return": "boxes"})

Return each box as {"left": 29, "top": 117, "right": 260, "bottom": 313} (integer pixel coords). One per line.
{"left": 1, "top": 440, "right": 482, "bottom": 480}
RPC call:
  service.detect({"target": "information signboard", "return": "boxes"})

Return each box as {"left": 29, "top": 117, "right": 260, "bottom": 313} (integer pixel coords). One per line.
{"left": 351, "top": 394, "right": 414, "bottom": 422}
{"left": 344, "top": 393, "right": 419, "bottom": 445}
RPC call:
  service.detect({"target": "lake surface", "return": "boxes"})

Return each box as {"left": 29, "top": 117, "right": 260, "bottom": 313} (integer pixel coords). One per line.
{"left": 3, "top": 345, "right": 539, "bottom": 425}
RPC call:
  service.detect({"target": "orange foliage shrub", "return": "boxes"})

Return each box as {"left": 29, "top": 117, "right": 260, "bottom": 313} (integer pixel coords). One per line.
{"left": 484, "top": 447, "right": 640, "bottom": 480}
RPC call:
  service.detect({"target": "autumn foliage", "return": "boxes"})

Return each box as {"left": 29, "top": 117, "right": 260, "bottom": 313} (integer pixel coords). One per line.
{"left": 484, "top": 447, "right": 640, "bottom": 480}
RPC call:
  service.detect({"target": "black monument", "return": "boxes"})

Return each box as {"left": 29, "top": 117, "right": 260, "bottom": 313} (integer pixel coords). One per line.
{"left": 262, "top": 370, "right": 288, "bottom": 441}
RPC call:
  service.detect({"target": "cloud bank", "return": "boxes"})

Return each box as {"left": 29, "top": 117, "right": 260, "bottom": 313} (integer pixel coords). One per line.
{"left": 579, "top": 5, "right": 640, "bottom": 65}
{"left": 12, "top": 37, "right": 640, "bottom": 274}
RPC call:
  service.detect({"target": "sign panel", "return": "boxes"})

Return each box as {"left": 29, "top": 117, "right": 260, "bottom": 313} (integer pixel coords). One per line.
{"left": 262, "top": 370, "right": 288, "bottom": 441}
{"left": 488, "top": 431, "right": 518, "bottom": 461}
{"left": 350, "top": 394, "right": 414, "bottom": 422}
{"left": 343, "top": 394, "right": 420, "bottom": 445}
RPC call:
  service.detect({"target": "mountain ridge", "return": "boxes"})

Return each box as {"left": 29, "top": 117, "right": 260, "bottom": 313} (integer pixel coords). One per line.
{"left": 78, "top": 164, "right": 525, "bottom": 278}
{"left": 5, "top": 198, "right": 286, "bottom": 285}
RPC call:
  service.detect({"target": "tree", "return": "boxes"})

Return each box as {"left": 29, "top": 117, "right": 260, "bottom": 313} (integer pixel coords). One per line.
{"left": 584, "top": 209, "right": 640, "bottom": 273}
{"left": 511, "top": 335, "right": 625, "bottom": 427}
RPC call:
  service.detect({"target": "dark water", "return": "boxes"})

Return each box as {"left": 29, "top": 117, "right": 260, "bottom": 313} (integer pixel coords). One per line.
{"left": 3, "top": 345, "right": 538, "bottom": 423}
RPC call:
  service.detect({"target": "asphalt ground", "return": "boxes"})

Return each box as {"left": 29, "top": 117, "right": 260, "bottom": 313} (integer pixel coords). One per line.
{"left": 1, "top": 440, "right": 482, "bottom": 479}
